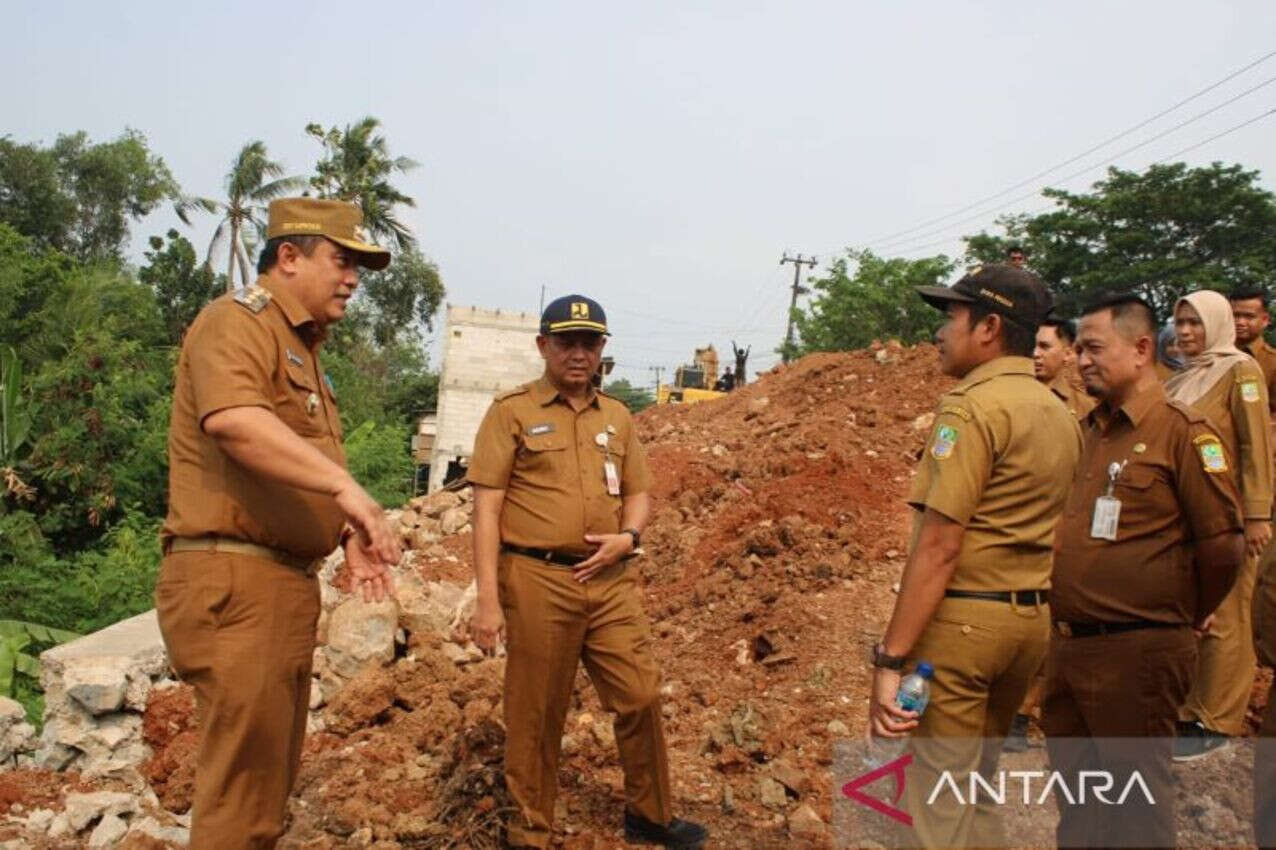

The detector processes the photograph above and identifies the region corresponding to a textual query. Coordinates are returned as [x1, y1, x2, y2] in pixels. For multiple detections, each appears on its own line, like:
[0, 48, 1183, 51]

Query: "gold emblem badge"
[306, 393, 319, 416]
[1132, 442, 1147, 454]
[1241, 380, 1261, 403]
[571, 302, 590, 319]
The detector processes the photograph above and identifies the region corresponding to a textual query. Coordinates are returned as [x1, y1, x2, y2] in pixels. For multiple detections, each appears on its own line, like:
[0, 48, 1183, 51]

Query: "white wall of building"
[428, 305, 543, 491]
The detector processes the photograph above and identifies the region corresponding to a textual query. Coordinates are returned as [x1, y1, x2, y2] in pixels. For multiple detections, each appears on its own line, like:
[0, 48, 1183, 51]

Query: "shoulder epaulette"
[493, 383, 532, 402]
[1166, 398, 1208, 424]
[233, 285, 272, 314]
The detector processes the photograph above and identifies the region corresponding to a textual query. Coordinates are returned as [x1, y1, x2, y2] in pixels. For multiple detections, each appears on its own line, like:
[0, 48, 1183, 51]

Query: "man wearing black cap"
[868, 265, 1082, 847]
[466, 295, 706, 849]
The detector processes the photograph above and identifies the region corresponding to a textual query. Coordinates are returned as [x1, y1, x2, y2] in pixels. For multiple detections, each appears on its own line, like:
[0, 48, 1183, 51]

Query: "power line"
[862, 49, 1276, 248]
[872, 79, 1276, 257]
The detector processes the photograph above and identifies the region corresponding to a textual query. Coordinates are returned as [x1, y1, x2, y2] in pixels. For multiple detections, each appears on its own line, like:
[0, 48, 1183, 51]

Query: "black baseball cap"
[540, 294, 609, 335]
[915, 264, 1053, 329]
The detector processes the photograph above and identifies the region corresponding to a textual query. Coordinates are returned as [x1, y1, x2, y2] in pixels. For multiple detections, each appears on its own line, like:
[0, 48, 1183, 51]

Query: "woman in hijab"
[1166, 289, 1273, 760]
[1155, 322, 1184, 381]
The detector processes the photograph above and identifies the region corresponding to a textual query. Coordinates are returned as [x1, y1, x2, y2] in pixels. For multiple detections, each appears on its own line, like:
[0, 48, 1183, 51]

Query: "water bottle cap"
[916, 661, 934, 679]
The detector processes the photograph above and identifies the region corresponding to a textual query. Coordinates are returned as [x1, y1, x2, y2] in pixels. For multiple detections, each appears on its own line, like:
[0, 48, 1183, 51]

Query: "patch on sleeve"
[931, 424, 958, 460]
[1241, 379, 1262, 403]
[1194, 434, 1229, 474]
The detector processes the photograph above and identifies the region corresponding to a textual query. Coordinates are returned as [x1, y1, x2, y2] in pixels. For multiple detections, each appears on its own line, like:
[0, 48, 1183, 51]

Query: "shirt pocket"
[518, 432, 568, 485]
[279, 361, 326, 437]
[1111, 464, 1161, 534]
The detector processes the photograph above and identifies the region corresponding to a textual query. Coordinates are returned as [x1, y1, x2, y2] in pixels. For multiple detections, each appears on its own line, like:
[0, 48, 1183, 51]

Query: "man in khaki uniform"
[467, 295, 706, 849]
[1231, 287, 1276, 407]
[1045, 293, 1244, 849]
[156, 199, 402, 850]
[868, 265, 1082, 848]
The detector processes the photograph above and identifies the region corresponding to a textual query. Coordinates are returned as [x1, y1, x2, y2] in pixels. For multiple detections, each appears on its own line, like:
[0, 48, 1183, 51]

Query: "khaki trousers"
[902, 596, 1049, 849]
[1180, 553, 1260, 735]
[155, 552, 320, 850]
[499, 553, 671, 848]
[1042, 625, 1196, 850]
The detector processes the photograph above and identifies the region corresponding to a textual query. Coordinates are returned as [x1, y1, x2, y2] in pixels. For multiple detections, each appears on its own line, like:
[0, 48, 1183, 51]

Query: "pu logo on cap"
[571, 302, 590, 319]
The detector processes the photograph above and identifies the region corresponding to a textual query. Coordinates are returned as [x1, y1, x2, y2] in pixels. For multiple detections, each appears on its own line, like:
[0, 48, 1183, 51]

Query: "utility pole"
[539, 284, 547, 314]
[649, 365, 664, 400]
[779, 253, 817, 364]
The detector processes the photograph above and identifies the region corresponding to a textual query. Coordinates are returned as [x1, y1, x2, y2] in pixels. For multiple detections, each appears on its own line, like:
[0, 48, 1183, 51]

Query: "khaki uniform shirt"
[467, 377, 651, 556]
[1186, 360, 1273, 519]
[907, 356, 1083, 591]
[1047, 374, 1097, 421]
[1155, 361, 1177, 384]
[1243, 337, 1276, 413]
[161, 279, 346, 559]
[1051, 382, 1243, 625]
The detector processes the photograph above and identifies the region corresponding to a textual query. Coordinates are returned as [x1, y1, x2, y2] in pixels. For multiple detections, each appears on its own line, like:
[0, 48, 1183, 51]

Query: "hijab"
[1164, 290, 1250, 406]
[1157, 322, 1184, 371]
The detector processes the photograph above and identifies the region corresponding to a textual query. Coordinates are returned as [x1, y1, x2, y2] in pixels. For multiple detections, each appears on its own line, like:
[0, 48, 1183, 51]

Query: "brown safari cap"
[915, 263, 1052, 329]
[266, 198, 391, 271]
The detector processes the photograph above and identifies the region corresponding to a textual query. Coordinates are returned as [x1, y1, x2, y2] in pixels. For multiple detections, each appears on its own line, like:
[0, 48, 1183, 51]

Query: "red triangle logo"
[841, 753, 913, 826]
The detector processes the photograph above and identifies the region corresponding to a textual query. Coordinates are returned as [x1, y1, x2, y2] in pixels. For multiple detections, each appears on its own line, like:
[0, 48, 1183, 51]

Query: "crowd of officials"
[870, 250, 1276, 849]
[150, 196, 1276, 849]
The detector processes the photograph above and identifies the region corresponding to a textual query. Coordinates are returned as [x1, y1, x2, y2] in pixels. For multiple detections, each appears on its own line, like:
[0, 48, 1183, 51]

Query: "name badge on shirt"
[604, 460, 621, 496]
[1091, 496, 1121, 541]
[1090, 460, 1127, 541]
[527, 423, 555, 436]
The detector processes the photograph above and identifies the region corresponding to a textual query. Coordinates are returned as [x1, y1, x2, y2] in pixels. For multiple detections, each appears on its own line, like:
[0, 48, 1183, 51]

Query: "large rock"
[88, 813, 128, 847]
[397, 575, 470, 637]
[64, 791, 139, 831]
[37, 610, 168, 776]
[0, 697, 35, 762]
[417, 490, 463, 517]
[439, 506, 470, 535]
[324, 598, 398, 678]
[128, 815, 190, 845]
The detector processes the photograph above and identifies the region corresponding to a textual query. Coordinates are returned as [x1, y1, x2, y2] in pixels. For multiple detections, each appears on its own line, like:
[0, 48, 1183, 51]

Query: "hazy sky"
[6, 1, 1276, 388]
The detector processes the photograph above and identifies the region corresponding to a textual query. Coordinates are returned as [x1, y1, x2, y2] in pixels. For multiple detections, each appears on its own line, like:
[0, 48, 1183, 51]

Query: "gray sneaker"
[1172, 720, 1230, 762]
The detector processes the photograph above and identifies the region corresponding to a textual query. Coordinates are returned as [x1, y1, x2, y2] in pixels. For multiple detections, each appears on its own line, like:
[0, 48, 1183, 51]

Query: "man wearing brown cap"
[869, 265, 1082, 847]
[156, 198, 403, 849]
[467, 295, 707, 849]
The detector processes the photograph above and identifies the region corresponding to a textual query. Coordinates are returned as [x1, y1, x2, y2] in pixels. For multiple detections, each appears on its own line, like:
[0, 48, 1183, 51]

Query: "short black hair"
[1229, 286, 1269, 308]
[257, 235, 325, 274]
[1006, 244, 1025, 256]
[1042, 317, 1077, 345]
[1080, 292, 1157, 339]
[968, 302, 1035, 357]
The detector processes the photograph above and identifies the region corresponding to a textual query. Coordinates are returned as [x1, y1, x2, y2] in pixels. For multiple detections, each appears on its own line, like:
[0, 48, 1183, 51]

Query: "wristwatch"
[622, 528, 641, 548]
[870, 642, 907, 671]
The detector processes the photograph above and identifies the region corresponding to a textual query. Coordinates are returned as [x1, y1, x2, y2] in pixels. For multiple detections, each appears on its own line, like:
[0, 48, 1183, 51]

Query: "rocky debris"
[788, 803, 826, 838]
[758, 777, 788, 810]
[323, 597, 399, 679]
[37, 610, 172, 781]
[0, 697, 36, 764]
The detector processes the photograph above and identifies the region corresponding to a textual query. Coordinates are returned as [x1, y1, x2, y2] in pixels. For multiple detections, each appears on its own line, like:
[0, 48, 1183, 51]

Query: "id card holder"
[1090, 496, 1121, 541]
[604, 460, 621, 496]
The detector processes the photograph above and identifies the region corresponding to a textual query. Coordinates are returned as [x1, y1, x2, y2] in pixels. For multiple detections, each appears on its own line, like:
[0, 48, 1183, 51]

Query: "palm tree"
[306, 118, 419, 250]
[206, 142, 307, 291]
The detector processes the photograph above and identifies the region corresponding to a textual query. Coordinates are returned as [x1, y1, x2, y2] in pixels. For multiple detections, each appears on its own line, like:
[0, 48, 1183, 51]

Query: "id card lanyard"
[596, 431, 621, 496]
[1090, 460, 1127, 541]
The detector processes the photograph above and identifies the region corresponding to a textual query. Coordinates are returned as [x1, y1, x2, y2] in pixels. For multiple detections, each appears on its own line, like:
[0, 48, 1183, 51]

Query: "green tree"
[139, 229, 223, 344]
[306, 117, 419, 249]
[965, 162, 1276, 317]
[0, 130, 191, 262]
[604, 378, 655, 413]
[359, 247, 445, 347]
[791, 249, 955, 355]
[205, 141, 307, 291]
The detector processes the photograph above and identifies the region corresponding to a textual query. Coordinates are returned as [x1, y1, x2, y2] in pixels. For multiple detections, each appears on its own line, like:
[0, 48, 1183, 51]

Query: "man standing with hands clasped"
[156, 198, 403, 849]
[1044, 293, 1245, 849]
[467, 295, 707, 849]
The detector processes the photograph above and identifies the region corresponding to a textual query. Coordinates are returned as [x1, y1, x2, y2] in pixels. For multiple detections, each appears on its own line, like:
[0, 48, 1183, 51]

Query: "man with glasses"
[466, 295, 707, 849]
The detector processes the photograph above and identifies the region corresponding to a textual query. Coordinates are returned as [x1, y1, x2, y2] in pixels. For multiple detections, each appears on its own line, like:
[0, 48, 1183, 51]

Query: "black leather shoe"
[624, 811, 709, 848]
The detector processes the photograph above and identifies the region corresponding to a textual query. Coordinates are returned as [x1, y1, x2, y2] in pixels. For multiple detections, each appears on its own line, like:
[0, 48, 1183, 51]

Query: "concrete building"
[427, 305, 543, 492]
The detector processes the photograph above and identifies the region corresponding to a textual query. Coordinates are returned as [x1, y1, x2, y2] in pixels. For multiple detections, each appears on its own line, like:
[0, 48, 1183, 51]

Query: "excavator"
[656, 345, 727, 405]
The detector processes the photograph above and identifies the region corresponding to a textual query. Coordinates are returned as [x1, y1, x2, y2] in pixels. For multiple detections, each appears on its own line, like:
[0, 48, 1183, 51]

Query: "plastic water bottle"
[866, 661, 934, 766]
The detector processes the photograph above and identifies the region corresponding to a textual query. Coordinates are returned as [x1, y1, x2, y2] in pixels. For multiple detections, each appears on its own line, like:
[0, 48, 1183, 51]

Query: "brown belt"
[167, 536, 319, 575]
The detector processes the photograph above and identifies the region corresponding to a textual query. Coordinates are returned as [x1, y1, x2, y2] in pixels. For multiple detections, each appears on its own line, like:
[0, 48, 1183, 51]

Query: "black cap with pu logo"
[540, 294, 609, 335]
[915, 264, 1053, 330]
